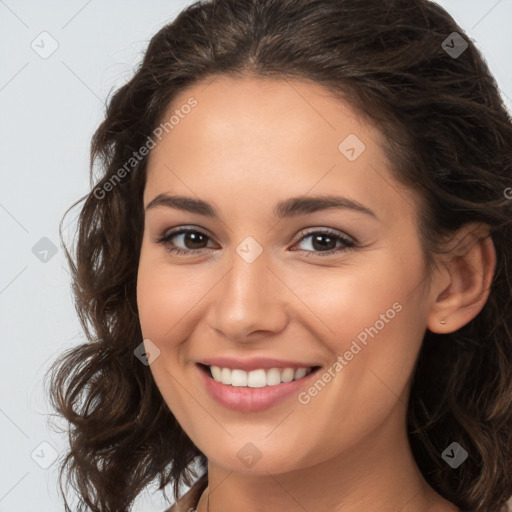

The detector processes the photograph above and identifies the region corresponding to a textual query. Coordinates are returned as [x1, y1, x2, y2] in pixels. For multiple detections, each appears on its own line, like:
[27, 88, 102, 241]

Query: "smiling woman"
[44, 1, 512, 512]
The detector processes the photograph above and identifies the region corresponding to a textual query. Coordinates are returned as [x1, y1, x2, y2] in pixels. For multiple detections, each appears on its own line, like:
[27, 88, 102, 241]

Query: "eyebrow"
[145, 193, 377, 219]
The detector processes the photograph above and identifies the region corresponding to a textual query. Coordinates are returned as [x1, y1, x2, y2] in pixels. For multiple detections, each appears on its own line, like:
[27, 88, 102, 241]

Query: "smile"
[208, 365, 314, 387]
[197, 363, 321, 412]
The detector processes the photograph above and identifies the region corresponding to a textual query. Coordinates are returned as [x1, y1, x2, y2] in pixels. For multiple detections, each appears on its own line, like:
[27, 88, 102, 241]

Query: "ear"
[426, 222, 496, 334]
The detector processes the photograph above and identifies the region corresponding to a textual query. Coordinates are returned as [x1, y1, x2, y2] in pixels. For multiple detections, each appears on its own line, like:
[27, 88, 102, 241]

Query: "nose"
[206, 249, 289, 344]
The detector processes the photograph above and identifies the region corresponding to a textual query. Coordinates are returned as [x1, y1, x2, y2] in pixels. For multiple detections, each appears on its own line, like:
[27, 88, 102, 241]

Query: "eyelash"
[155, 227, 356, 258]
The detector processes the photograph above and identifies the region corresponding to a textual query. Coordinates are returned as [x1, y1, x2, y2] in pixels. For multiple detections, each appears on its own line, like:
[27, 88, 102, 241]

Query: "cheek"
[283, 264, 426, 461]
[286, 253, 415, 350]
[136, 269, 174, 343]
[292, 247, 426, 398]
[136, 255, 204, 426]
[136, 250, 201, 344]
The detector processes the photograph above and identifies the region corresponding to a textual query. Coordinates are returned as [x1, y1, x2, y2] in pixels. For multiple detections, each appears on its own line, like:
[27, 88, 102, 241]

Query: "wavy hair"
[45, 0, 512, 510]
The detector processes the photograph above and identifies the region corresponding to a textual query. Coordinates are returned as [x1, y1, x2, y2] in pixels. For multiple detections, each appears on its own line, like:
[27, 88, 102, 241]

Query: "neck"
[197, 401, 458, 512]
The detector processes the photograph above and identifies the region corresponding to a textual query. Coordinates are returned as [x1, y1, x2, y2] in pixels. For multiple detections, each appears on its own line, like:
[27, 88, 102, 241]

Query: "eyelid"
[154, 226, 217, 247]
[155, 224, 357, 258]
[295, 226, 356, 245]
[154, 225, 214, 241]
[155, 225, 355, 245]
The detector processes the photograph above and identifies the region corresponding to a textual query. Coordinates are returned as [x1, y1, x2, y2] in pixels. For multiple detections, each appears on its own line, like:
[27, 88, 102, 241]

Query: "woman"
[45, 0, 512, 511]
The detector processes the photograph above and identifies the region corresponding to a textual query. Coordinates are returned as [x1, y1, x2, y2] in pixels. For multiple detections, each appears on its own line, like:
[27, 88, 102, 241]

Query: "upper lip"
[198, 357, 319, 372]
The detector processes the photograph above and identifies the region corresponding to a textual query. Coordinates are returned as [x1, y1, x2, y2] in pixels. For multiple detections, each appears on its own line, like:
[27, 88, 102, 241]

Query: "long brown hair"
[45, 1, 512, 510]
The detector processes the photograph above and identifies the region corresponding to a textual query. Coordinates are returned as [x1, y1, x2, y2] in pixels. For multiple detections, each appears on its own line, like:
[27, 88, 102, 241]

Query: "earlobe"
[426, 223, 496, 334]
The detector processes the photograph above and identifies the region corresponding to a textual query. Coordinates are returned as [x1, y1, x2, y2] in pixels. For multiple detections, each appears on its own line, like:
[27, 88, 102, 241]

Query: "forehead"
[156, 75, 374, 159]
[144, 75, 416, 224]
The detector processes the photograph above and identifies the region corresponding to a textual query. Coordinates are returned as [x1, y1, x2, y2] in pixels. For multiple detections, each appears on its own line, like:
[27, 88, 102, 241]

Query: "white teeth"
[294, 367, 307, 380]
[221, 367, 231, 385]
[231, 369, 248, 387]
[208, 365, 313, 387]
[211, 366, 222, 381]
[281, 368, 295, 383]
[247, 369, 267, 388]
[266, 368, 282, 386]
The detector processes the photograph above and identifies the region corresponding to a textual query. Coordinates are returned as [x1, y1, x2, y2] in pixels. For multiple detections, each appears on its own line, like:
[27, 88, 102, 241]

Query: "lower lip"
[197, 364, 320, 412]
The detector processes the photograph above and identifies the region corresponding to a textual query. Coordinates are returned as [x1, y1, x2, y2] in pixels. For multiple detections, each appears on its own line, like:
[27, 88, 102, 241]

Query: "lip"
[197, 363, 321, 412]
[199, 356, 318, 371]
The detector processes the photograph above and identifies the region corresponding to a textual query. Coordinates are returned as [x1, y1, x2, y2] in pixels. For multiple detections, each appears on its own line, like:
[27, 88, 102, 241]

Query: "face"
[136, 75, 432, 474]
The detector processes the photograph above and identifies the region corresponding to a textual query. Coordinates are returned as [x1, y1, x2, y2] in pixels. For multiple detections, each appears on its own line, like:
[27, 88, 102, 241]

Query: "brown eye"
[293, 228, 356, 257]
[156, 228, 214, 255]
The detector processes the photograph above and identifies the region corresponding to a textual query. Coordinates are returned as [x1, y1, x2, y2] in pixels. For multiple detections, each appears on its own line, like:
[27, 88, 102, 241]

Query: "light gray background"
[1, 1, 511, 511]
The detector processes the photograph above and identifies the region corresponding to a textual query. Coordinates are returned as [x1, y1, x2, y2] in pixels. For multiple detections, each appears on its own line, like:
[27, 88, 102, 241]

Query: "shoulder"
[163, 475, 208, 512]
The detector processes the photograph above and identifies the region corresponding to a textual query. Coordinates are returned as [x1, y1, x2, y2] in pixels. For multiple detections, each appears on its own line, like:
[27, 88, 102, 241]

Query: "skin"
[136, 75, 496, 511]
